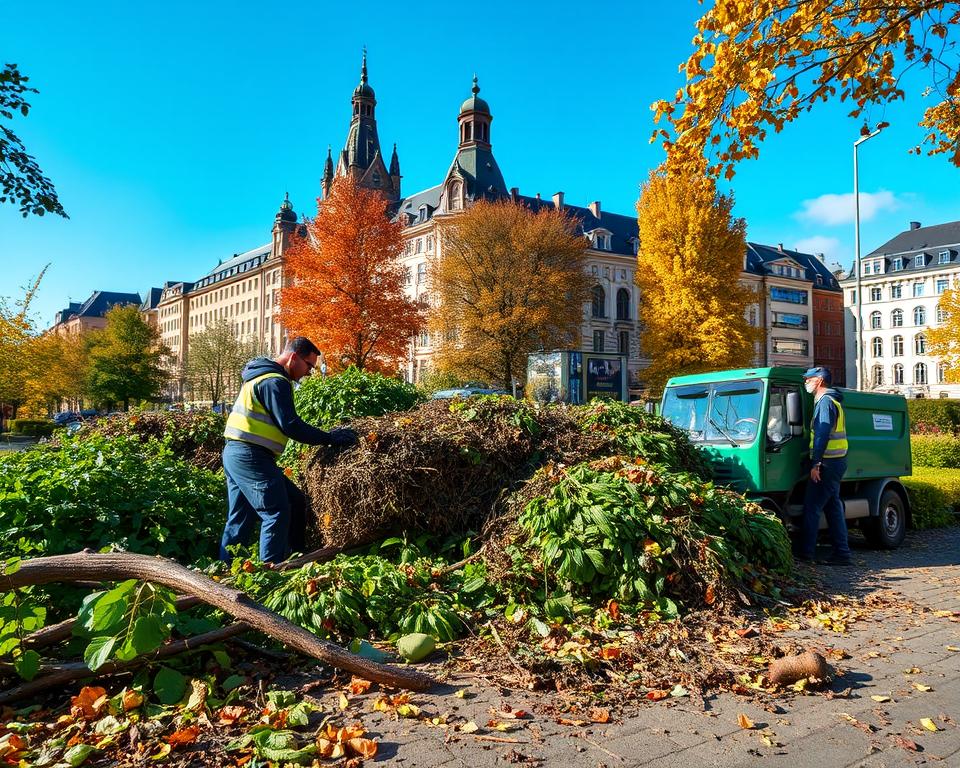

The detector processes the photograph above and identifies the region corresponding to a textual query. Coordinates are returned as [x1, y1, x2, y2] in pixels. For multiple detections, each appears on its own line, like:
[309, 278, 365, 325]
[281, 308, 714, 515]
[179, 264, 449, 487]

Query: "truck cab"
[660, 367, 911, 548]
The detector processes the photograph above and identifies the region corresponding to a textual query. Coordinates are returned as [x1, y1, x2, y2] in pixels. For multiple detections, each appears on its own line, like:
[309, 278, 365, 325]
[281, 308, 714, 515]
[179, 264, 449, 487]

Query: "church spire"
[322, 146, 334, 199]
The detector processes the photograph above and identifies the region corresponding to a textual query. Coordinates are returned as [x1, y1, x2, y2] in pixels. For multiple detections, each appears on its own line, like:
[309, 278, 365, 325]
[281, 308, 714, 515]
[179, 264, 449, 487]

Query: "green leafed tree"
[184, 319, 260, 407]
[1, 64, 66, 217]
[86, 306, 170, 410]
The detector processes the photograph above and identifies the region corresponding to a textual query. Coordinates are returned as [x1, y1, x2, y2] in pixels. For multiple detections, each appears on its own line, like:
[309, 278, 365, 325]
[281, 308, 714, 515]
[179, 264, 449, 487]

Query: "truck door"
[764, 383, 805, 492]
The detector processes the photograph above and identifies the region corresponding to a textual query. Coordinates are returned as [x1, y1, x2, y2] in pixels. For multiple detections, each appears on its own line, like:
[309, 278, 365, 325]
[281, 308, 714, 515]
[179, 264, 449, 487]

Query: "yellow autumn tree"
[20, 331, 91, 417]
[927, 287, 960, 380]
[652, 1, 960, 178]
[0, 267, 46, 425]
[636, 167, 761, 393]
[430, 200, 591, 388]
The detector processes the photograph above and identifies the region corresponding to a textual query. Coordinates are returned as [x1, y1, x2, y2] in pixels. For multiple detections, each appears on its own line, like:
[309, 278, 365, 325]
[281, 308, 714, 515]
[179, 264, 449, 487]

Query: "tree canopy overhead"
[652, 1, 960, 178]
[1, 63, 66, 217]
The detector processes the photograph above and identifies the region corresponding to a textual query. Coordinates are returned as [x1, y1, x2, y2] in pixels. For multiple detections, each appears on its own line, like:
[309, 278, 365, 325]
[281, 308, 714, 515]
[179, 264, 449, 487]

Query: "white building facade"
[842, 220, 960, 398]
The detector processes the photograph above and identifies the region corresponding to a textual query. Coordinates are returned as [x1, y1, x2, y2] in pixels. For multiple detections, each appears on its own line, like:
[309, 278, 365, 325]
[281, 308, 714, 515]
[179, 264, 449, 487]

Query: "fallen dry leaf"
[218, 706, 247, 725]
[645, 689, 670, 701]
[71, 686, 108, 720]
[920, 718, 939, 732]
[122, 689, 144, 712]
[347, 737, 378, 758]
[349, 677, 373, 695]
[556, 717, 588, 726]
[460, 721, 480, 734]
[913, 683, 934, 693]
[871, 695, 891, 703]
[588, 707, 610, 724]
[599, 646, 622, 660]
[891, 735, 921, 752]
[338, 693, 350, 711]
[166, 725, 200, 747]
[738, 713, 755, 730]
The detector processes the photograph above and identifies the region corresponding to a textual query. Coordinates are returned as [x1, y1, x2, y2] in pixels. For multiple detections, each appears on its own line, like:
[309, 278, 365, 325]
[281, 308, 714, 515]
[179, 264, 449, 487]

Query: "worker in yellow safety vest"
[219, 337, 357, 564]
[797, 365, 851, 566]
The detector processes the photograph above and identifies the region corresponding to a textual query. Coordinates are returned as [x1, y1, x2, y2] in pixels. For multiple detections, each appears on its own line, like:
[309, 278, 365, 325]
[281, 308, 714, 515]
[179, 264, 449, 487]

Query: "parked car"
[52, 411, 78, 426]
[431, 383, 510, 399]
[79, 409, 98, 420]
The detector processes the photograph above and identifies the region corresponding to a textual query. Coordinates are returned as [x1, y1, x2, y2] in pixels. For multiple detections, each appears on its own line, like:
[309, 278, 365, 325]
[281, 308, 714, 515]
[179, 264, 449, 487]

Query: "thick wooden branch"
[3, 552, 436, 693]
[0, 624, 247, 704]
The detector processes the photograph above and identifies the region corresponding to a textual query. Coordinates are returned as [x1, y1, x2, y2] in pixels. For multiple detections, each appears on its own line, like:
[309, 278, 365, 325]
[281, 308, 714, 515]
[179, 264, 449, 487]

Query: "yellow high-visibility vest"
[223, 372, 290, 455]
[809, 395, 848, 459]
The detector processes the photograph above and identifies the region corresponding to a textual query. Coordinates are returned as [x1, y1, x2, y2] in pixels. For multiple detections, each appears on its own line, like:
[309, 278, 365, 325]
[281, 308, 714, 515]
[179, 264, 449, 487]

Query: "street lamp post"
[854, 123, 884, 391]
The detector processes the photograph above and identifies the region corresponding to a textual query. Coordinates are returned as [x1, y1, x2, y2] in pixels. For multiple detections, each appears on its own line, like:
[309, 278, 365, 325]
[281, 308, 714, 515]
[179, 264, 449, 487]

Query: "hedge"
[902, 467, 960, 529]
[907, 399, 960, 434]
[8, 419, 56, 437]
[911, 434, 960, 468]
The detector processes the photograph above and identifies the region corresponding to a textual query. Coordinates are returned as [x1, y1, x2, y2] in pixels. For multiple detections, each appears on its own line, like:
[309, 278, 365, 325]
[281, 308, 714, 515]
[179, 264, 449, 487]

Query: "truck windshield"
[661, 380, 764, 444]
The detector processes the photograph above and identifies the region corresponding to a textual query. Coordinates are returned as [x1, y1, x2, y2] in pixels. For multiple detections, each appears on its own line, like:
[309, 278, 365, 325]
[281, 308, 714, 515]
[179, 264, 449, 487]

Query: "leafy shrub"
[911, 434, 960, 468]
[908, 399, 960, 435]
[76, 411, 226, 470]
[903, 467, 960, 529]
[293, 367, 424, 429]
[577, 399, 710, 476]
[0, 434, 225, 563]
[9, 419, 55, 437]
[515, 458, 791, 619]
[416, 370, 465, 396]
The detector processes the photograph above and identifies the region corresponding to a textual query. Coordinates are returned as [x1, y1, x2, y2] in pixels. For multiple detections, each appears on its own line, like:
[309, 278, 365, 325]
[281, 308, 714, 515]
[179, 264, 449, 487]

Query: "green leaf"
[221, 674, 246, 693]
[84, 636, 117, 671]
[13, 649, 40, 681]
[63, 744, 98, 766]
[130, 614, 168, 655]
[153, 666, 186, 705]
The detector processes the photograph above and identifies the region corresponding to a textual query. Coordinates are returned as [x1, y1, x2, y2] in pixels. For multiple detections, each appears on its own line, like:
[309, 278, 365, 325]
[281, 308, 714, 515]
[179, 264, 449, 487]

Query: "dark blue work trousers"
[799, 457, 851, 560]
[219, 439, 307, 564]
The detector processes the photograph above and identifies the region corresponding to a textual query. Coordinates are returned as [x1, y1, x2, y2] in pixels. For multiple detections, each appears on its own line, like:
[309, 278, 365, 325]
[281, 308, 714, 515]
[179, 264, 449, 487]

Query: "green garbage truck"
[659, 367, 912, 548]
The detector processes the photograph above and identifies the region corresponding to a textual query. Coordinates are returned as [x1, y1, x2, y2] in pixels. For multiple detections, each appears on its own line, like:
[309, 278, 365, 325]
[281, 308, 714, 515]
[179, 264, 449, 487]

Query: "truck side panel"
[838, 390, 912, 480]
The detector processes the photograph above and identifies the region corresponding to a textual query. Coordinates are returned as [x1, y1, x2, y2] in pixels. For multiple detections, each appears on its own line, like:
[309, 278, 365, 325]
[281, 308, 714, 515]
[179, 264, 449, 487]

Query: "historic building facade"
[841, 220, 960, 398]
[50, 291, 143, 337]
[321, 61, 645, 389]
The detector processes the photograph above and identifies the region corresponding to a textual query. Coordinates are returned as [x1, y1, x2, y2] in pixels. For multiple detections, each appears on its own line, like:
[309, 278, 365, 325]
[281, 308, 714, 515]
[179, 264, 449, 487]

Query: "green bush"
[907, 399, 960, 434]
[903, 467, 960, 529]
[911, 434, 960, 468]
[0, 434, 225, 563]
[9, 419, 55, 437]
[293, 366, 424, 429]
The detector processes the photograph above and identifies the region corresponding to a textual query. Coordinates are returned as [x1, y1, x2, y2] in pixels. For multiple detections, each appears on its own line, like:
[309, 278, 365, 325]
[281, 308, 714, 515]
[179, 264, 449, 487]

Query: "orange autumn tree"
[280, 177, 424, 373]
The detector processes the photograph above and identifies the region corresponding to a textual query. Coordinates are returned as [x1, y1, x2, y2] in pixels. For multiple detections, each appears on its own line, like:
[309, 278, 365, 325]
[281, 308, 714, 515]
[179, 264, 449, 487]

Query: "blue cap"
[802, 366, 831, 383]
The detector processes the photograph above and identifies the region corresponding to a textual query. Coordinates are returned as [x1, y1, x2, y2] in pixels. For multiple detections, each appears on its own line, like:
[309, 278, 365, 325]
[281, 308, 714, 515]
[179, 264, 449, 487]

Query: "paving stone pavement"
[316, 528, 960, 768]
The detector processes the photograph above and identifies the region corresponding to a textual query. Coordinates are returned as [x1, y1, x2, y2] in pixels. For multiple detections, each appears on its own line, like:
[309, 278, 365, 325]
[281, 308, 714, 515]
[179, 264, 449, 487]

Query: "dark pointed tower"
[321, 146, 334, 200]
[389, 143, 401, 196]
[333, 50, 399, 201]
[441, 76, 507, 212]
[272, 193, 297, 257]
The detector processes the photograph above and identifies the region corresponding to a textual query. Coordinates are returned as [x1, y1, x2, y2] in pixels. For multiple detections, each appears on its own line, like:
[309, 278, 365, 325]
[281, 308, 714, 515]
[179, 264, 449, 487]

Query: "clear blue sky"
[4, 0, 959, 327]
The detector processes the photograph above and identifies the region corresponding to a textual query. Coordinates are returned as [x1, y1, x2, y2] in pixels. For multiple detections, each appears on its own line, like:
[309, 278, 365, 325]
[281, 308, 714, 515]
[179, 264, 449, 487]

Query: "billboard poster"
[525, 352, 563, 403]
[585, 356, 622, 400]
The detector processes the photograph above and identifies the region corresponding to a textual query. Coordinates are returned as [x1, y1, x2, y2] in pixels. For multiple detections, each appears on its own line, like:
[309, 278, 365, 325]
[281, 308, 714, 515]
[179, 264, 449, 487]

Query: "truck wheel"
[863, 489, 907, 549]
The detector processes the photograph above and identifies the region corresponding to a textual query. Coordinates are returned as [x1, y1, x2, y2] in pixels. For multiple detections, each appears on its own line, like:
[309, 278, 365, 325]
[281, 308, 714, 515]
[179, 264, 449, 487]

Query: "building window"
[891, 308, 903, 327]
[595, 234, 609, 250]
[593, 330, 604, 352]
[916, 254, 926, 268]
[591, 285, 606, 318]
[870, 286, 882, 301]
[938, 362, 948, 384]
[863, 261, 873, 276]
[404, 267, 412, 286]
[914, 306, 926, 325]
[448, 181, 462, 211]
[415, 238, 423, 254]
[892, 257, 903, 271]
[939, 250, 951, 264]
[618, 330, 629, 356]
[937, 305, 947, 324]
[872, 365, 884, 387]
[772, 312, 808, 329]
[771, 286, 808, 304]
[937, 278, 949, 294]
[872, 337, 883, 357]
[870, 311, 882, 329]
[915, 362, 928, 385]
[616, 288, 630, 320]
[772, 338, 809, 356]
[914, 281, 925, 297]
[891, 335, 904, 356]
[416, 263, 427, 284]
[849, 290, 857, 303]
[893, 363, 904, 384]
[915, 333, 927, 355]
[417, 331, 429, 348]
[591, 265, 598, 276]
[891, 284, 902, 299]
[426, 236, 433, 252]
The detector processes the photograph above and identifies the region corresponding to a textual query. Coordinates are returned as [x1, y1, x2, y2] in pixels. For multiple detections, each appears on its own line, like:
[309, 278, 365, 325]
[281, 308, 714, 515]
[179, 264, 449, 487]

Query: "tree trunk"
[3, 552, 436, 692]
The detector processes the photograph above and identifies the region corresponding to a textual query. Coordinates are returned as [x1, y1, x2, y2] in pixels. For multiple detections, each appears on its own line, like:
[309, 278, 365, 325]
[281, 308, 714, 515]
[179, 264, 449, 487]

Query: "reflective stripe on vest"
[223, 372, 290, 455]
[809, 395, 848, 459]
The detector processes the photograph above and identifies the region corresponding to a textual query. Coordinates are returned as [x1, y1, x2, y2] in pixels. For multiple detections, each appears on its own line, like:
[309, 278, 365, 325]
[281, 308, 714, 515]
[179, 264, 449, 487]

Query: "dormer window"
[916, 253, 926, 267]
[939, 250, 951, 264]
[418, 205, 428, 222]
[892, 257, 903, 271]
[448, 181, 463, 211]
[594, 233, 610, 250]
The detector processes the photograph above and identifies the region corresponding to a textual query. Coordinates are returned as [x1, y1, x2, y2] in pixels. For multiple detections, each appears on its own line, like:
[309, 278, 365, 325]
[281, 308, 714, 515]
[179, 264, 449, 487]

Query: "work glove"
[327, 427, 359, 448]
